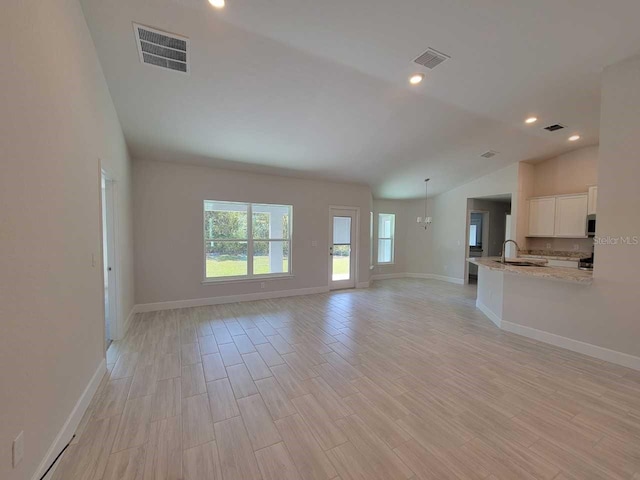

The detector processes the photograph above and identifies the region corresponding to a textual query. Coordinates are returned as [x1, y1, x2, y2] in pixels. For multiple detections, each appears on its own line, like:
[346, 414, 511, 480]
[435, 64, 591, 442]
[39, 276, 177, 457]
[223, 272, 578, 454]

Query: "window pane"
[253, 241, 289, 275]
[378, 213, 395, 238]
[378, 239, 393, 263]
[205, 241, 248, 278]
[332, 244, 351, 281]
[204, 201, 247, 240]
[469, 225, 478, 247]
[333, 217, 351, 244]
[253, 204, 291, 239]
[252, 212, 270, 240]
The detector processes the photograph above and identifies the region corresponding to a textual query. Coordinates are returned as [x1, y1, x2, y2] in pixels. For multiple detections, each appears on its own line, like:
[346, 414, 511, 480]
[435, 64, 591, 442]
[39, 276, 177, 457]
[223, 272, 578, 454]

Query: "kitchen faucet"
[501, 240, 520, 263]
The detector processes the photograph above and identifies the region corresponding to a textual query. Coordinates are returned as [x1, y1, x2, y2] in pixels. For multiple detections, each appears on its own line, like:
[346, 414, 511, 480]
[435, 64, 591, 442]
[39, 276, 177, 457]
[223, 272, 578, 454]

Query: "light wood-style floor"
[54, 278, 640, 480]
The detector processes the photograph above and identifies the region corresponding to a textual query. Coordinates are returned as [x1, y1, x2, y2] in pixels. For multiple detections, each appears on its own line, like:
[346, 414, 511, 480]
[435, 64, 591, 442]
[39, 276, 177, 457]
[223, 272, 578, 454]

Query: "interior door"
[330, 208, 357, 290]
[102, 173, 117, 348]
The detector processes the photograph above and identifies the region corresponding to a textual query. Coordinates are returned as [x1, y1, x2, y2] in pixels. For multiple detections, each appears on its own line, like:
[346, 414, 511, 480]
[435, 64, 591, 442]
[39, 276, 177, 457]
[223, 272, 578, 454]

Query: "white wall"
[133, 160, 372, 306]
[500, 54, 640, 362]
[590, 54, 640, 356]
[0, 1, 134, 479]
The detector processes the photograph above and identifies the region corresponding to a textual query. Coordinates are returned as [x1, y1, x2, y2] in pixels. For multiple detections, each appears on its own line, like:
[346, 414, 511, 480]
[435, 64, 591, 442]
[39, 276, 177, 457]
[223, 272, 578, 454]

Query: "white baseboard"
[371, 273, 406, 280]
[356, 282, 370, 289]
[33, 359, 107, 480]
[135, 286, 330, 313]
[476, 300, 502, 328]
[371, 272, 464, 285]
[407, 273, 465, 285]
[502, 321, 640, 371]
[404, 273, 431, 279]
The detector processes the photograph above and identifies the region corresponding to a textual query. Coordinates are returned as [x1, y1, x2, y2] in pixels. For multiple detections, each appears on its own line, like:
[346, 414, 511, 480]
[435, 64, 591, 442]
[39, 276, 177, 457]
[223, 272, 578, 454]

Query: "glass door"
[330, 208, 357, 290]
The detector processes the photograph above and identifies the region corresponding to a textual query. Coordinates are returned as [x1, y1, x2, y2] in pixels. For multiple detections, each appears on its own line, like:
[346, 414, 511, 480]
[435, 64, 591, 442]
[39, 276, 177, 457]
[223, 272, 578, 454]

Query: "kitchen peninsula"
[466, 256, 601, 361]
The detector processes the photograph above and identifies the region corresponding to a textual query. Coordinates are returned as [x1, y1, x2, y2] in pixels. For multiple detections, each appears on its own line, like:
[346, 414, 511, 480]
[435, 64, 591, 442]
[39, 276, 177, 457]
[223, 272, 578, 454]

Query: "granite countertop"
[467, 257, 593, 284]
[519, 250, 591, 261]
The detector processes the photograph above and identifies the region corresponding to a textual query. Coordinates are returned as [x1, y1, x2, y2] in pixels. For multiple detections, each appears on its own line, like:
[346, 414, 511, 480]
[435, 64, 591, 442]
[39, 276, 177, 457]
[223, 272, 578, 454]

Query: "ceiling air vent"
[480, 150, 499, 159]
[414, 48, 450, 69]
[133, 23, 189, 74]
[544, 123, 566, 132]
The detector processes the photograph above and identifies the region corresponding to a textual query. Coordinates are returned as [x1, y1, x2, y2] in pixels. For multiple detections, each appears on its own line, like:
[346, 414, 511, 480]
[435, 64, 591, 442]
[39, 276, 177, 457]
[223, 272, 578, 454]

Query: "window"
[469, 224, 478, 247]
[377, 213, 395, 264]
[204, 201, 292, 280]
[469, 212, 483, 248]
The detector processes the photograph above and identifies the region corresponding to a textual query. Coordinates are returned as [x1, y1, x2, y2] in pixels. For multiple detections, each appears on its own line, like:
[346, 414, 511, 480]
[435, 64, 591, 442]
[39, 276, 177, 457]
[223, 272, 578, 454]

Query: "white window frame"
[377, 213, 395, 265]
[203, 200, 293, 283]
[369, 211, 374, 270]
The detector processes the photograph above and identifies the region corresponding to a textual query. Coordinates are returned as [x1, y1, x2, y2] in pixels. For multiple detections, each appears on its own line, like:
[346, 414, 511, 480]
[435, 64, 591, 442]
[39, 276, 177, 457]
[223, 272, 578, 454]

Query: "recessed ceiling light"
[568, 135, 581, 142]
[209, 0, 225, 8]
[525, 117, 538, 124]
[409, 73, 425, 85]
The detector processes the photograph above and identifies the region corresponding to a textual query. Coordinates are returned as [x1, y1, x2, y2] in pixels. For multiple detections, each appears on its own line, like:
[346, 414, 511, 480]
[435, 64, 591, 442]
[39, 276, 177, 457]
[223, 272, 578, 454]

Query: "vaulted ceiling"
[81, 0, 640, 198]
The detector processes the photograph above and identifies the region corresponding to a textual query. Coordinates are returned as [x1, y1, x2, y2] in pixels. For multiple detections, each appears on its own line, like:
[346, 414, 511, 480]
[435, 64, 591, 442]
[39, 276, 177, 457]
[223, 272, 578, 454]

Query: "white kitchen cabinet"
[588, 185, 598, 215]
[527, 197, 556, 237]
[554, 194, 588, 237]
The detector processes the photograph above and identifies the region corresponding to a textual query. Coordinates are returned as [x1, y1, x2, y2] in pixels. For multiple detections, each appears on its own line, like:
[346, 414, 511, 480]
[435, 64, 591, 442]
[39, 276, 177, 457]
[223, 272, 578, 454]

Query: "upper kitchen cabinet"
[528, 197, 556, 237]
[588, 185, 598, 215]
[554, 194, 588, 237]
[527, 193, 588, 238]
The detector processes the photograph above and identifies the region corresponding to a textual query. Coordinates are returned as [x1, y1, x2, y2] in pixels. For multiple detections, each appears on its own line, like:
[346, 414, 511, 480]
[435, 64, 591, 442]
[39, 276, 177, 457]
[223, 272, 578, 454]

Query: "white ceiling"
[80, 0, 640, 198]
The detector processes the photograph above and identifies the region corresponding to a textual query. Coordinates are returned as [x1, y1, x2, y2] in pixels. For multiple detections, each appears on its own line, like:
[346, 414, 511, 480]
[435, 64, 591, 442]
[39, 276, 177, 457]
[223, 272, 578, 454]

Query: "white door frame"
[100, 167, 119, 346]
[328, 206, 360, 290]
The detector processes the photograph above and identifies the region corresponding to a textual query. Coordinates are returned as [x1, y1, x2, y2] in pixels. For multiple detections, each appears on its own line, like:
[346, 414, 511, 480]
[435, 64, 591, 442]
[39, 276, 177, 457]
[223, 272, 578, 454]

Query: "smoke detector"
[414, 48, 451, 70]
[133, 23, 189, 74]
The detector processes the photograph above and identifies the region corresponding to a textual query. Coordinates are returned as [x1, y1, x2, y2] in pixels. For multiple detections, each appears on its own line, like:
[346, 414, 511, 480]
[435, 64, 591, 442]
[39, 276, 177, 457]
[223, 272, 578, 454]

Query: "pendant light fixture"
[417, 178, 432, 229]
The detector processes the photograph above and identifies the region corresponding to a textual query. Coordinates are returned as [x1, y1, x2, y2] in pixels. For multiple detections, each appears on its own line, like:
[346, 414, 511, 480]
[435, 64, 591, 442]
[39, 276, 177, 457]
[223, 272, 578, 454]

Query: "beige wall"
[402, 199, 434, 275]
[371, 198, 432, 278]
[371, 164, 519, 282]
[530, 145, 599, 197]
[468, 199, 512, 257]
[0, 1, 134, 479]
[133, 160, 372, 305]
[524, 145, 599, 252]
[426, 163, 520, 281]
[372, 199, 409, 276]
[515, 162, 535, 249]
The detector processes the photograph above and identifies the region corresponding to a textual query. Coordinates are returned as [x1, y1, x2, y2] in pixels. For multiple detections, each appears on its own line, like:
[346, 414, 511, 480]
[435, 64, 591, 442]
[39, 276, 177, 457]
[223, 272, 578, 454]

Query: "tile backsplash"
[526, 237, 593, 253]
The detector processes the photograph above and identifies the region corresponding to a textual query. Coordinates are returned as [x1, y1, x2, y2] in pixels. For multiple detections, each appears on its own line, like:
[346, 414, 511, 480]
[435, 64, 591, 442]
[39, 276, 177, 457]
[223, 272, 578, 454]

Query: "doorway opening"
[465, 194, 512, 284]
[329, 207, 359, 290]
[101, 172, 117, 349]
